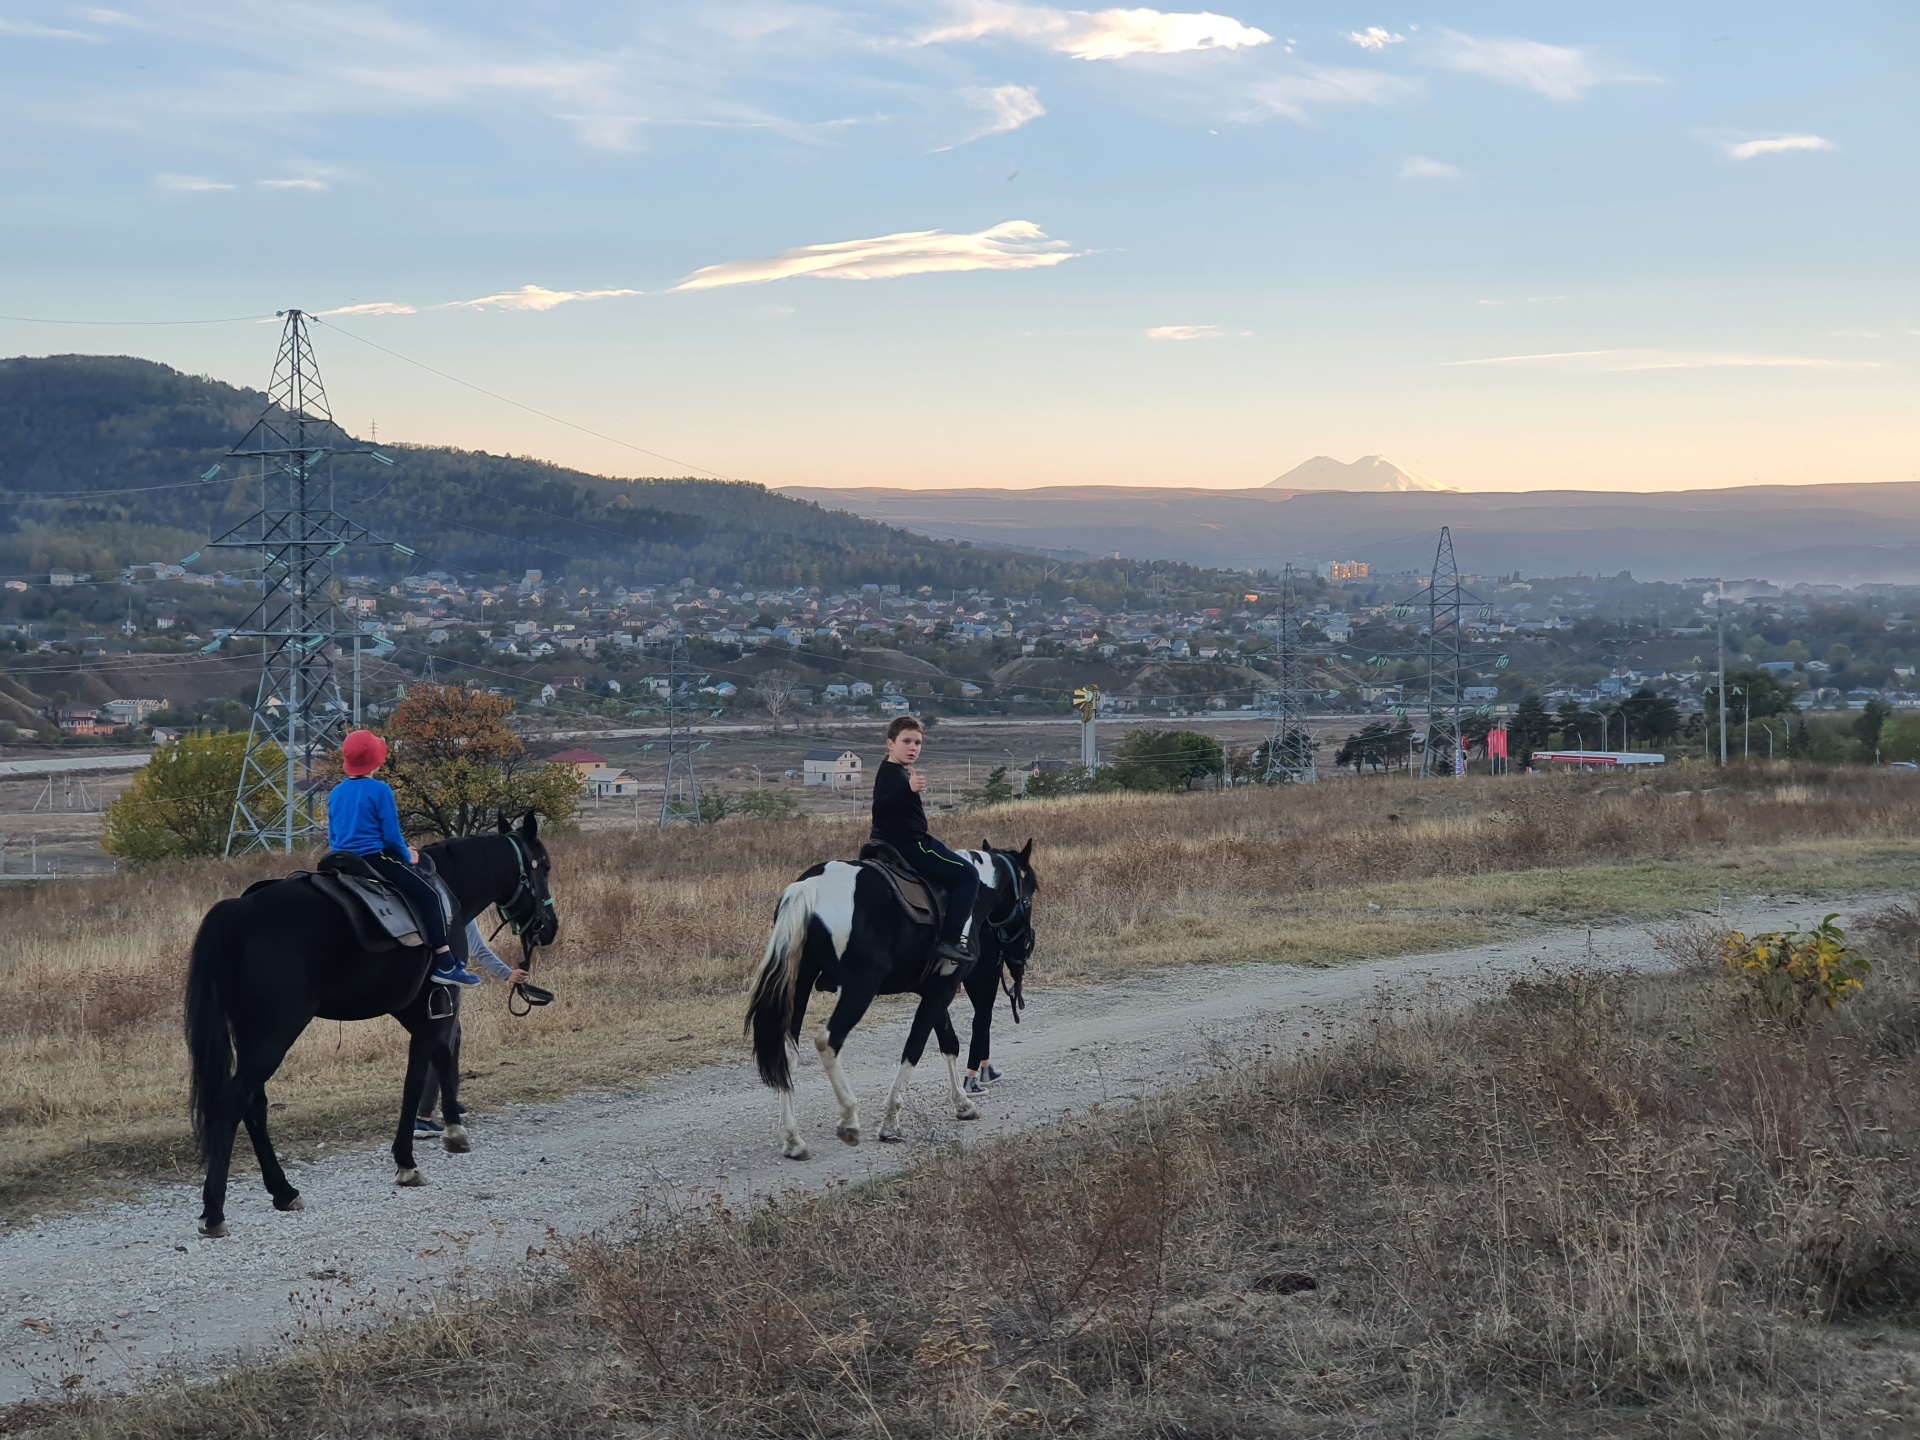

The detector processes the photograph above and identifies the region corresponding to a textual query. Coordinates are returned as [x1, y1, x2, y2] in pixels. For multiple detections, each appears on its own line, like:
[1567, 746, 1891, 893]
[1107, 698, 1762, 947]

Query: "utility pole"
[1264, 563, 1317, 783]
[659, 635, 701, 827]
[1717, 579, 1727, 766]
[209, 310, 399, 853]
[1421, 527, 1466, 778]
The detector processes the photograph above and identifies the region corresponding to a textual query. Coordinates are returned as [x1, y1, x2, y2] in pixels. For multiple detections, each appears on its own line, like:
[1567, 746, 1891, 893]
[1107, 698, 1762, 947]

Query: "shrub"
[736, 787, 802, 822]
[959, 765, 1015, 808]
[1721, 914, 1870, 1026]
[100, 731, 263, 865]
[380, 684, 580, 837]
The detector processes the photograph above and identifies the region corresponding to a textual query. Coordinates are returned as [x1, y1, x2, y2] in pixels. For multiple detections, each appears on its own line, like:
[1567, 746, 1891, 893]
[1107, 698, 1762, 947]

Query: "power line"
[311, 317, 740, 483]
[0, 313, 275, 326]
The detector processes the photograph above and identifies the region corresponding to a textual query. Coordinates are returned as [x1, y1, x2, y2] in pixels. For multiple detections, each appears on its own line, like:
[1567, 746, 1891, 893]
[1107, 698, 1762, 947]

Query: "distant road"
[0, 752, 151, 779]
[521, 712, 1341, 745]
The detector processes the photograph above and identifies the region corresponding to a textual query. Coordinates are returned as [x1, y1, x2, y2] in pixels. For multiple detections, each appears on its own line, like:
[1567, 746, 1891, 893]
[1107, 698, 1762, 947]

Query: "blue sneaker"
[413, 1116, 444, 1138]
[431, 955, 481, 987]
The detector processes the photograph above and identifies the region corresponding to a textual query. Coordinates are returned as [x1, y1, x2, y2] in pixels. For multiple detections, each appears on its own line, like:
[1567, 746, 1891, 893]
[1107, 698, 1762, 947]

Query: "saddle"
[248, 853, 455, 954]
[857, 840, 943, 931]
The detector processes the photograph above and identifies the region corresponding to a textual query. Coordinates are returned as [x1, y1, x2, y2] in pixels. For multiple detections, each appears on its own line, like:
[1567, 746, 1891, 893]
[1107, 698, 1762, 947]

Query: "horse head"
[494, 810, 560, 950]
[985, 837, 1039, 981]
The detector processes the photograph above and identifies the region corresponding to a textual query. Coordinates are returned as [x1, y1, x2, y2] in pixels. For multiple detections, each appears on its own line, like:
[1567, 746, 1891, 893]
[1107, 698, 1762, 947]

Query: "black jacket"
[870, 759, 928, 845]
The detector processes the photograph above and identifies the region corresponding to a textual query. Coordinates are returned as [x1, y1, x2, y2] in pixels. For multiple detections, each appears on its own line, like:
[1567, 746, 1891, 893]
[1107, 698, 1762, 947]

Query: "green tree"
[696, 791, 736, 824]
[1108, 728, 1224, 790]
[959, 765, 1015, 808]
[1509, 695, 1556, 763]
[101, 731, 270, 866]
[1854, 696, 1893, 752]
[1702, 669, 1798, 757]
[736, 787, 802, 821]
[379, 683, 579, 838]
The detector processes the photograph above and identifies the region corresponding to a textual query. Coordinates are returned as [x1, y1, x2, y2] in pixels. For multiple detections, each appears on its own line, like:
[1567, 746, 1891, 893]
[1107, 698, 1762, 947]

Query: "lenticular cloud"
[673, 221, 1081, 290]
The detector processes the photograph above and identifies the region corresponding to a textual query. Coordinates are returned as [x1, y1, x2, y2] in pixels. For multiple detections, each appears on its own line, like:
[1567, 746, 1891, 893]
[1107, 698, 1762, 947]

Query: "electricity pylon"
[1421, 526, 1466, 778]
[1264, 563, 1318, 783]
[210, 310, 397, 853]
[659, 636, 702, 827]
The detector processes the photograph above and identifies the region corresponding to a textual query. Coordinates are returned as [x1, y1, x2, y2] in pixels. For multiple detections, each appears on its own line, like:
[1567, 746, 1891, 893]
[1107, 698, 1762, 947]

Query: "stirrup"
[427, 986, 455, 1020]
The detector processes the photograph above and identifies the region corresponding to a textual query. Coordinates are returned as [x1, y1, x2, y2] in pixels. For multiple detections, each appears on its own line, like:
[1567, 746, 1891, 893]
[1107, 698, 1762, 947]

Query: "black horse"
[184, 814, 558, 1236]
[747, 840, 1037, 1158]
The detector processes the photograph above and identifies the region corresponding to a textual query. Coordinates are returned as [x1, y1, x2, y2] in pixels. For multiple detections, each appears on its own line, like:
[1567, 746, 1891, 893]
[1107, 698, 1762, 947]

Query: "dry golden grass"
[20, 896, 1920, 1438]
[4, 763, 1919, 1222]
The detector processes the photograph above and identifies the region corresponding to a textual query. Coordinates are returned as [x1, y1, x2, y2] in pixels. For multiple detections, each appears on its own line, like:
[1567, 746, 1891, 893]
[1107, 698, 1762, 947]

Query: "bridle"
[985, 849, 1033, 1021]
[489, 832, 558, 1015]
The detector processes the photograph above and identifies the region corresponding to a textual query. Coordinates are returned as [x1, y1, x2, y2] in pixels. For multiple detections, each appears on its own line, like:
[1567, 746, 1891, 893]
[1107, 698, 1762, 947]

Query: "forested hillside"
[0, 355, 1222, 602]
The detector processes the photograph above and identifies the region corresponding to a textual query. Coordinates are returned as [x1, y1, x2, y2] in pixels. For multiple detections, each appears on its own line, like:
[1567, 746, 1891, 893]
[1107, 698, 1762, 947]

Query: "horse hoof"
[782, 1138, 810, 1161]
[198, 1219, 228, 1238]
[836, 1123, 861, 1147]
[955, 1102, 980, 1121]
[274, 1192, 304, 1212]
[443, 1125, 470, 1154]
[879, 1129, 904, 1144]
[395, 1167, 426, 1187]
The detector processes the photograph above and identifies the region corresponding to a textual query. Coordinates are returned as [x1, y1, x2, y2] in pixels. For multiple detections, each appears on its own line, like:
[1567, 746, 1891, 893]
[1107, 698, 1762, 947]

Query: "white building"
[802, 747, 863, 788]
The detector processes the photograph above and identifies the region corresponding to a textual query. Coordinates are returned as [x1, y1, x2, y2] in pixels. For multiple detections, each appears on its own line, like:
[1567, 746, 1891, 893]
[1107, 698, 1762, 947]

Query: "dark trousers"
[364, 853, 451, 952]
[904, 837, 981, 946]
[418, 1005, 463, 1119]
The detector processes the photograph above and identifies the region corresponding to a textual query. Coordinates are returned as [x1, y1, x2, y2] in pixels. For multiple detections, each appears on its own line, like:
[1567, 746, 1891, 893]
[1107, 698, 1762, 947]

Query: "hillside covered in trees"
[0, 354, 1230, 603]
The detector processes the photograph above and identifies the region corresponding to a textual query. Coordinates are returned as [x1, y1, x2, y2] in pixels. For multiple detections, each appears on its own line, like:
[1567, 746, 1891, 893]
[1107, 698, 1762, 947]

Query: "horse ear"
[520, 809, 539, 839]
[1019, 838, 1033, 863]
[497, 812, 511, 835]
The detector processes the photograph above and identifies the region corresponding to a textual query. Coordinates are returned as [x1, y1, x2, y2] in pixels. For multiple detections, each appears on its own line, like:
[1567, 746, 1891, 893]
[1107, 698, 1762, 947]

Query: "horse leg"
[437, 1014, 469, 1154]
[966, 966, 996, 1078]
[815, 982, 876, 1146]
[879, 995, 943, 1142]
[201, 1027, 299, 1236]
[935, 1003, 980, 1121]
[780, 974, 817, 1160]
[392, 1018, 437, 1186]
[241, 1089, 303, 1212]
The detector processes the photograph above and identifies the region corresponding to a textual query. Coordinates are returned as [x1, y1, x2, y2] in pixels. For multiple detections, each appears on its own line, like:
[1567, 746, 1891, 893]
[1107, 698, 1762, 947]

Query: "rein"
[486, 833, 556, 1016]
[986, 850, 1032, 1022]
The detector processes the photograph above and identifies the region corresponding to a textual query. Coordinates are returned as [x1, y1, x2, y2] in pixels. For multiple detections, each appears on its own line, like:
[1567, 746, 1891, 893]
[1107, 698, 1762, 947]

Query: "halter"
[488, 832, 557, 1015]
[985, 850, 1033, 1021]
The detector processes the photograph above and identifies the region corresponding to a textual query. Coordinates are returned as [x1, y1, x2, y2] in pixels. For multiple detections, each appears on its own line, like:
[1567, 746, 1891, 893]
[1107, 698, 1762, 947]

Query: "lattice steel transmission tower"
[1262, 564, 1318, 783]
[1421, 526, 1467, 778]
[211, 310, 392, 853]
[658, 636, 702, 827]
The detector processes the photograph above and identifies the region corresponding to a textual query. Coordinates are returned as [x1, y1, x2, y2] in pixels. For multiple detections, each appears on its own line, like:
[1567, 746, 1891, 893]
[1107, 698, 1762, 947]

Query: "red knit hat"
[341, 730, 388, 778]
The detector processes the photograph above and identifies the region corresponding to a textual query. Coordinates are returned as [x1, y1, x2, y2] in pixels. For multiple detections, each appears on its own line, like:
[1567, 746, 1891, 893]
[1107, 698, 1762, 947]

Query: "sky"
[1, 1, 1915, 493]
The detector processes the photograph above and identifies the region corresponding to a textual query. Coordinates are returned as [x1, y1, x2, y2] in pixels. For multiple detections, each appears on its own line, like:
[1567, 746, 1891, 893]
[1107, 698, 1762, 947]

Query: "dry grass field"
[4, 764, 1919, 1223]
[18, 891, 1920, 1437]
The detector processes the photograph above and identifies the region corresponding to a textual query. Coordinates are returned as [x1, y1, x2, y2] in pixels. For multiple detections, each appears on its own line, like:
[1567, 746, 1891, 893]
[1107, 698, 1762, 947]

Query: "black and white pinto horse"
[747, 840, 1037, 1159]
[183, 814, 559, 1236]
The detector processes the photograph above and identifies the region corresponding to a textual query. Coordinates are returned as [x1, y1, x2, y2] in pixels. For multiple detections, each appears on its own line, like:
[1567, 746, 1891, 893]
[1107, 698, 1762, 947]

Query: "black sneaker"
[413, 1117, 444, 1138]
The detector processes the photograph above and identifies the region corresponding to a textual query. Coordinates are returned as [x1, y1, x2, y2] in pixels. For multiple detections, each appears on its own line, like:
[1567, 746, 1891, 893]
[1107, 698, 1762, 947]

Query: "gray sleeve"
[465, 920, 517, 981]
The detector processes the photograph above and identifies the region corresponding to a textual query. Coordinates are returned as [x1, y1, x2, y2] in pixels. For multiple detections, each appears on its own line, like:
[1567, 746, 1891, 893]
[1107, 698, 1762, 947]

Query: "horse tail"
[746, 880, 815, 1091]
[186, 899, 241, 1159]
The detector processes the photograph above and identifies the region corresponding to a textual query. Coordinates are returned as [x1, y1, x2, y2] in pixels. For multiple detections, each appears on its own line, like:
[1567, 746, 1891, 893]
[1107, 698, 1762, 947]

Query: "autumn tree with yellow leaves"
[377, 684, 579, 839]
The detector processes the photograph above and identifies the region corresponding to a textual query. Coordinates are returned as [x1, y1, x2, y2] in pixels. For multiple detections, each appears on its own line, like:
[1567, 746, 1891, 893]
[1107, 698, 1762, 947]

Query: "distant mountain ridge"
[0, 354, 1222, 601]
[775, 482, 1920, 586]
[1268, 455, 1448, 493]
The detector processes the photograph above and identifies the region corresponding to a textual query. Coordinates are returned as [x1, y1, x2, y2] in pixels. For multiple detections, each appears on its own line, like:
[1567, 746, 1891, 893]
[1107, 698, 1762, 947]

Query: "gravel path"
[0, 893, 1876, 1407]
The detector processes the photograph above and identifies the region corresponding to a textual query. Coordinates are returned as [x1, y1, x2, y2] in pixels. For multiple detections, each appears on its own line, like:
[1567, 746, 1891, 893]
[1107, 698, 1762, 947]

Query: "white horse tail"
[747, 881, 814, 1090]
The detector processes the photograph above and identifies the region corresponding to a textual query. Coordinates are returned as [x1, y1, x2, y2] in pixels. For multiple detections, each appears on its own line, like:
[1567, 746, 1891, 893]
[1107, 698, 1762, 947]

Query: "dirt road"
[0, 893, 1871, 1407]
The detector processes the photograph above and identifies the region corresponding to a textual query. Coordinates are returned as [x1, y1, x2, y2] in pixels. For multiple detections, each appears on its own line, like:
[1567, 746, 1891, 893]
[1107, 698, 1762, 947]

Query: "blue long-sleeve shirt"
[326, 776, 409, 857]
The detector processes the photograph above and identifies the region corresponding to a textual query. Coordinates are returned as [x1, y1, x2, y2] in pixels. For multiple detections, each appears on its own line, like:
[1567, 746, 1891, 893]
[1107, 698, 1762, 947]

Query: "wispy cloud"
[923, 3, 1272, 61]
[1447, 349, 1883, 372]
[449, 285, 641, 311]
[1145, 324, 1222, 340]
[955, 84, 1046, 143]
[154, 173, 232, 192]
[319, 302, 415, 316]
[674, 221, 1082, 290]
[1346, 27, 1405, 51]
[258, 177, 327, 190]
[1244, 67, 1419, 122]
[0, 17, 102, 40]
[1400, 154, 1461, 180]
[1721, 133, 1835, 160]
[1432, 32, 1602, 101]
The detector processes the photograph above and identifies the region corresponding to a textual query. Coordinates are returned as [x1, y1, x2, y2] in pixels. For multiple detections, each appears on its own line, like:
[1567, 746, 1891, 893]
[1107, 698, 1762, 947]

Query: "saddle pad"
[863, 859, 938, 928]
[313, 872, 425, 949]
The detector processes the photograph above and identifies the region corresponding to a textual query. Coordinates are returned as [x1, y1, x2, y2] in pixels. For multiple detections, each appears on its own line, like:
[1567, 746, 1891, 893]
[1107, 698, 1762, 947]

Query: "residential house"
[803, 747, 864, 788]
[581, 764, 640, 799]
[548, 748, 606, 781]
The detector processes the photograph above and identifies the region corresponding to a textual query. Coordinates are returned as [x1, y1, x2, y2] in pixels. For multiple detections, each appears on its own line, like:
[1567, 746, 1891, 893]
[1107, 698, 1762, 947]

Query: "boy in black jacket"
[871, 715, 980, 967]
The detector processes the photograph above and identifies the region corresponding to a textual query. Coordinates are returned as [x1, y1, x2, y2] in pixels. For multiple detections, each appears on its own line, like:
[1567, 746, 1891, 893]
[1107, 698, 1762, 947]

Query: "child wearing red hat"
[328, 729, 477, 986]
